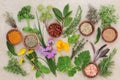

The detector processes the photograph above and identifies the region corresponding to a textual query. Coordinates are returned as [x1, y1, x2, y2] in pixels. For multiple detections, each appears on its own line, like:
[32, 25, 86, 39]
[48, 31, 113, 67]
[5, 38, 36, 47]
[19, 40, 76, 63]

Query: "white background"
[0, 0, 120, 80]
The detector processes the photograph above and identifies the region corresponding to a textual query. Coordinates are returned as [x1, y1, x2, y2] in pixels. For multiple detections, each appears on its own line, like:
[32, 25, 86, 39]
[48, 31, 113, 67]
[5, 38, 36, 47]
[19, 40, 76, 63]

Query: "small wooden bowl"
[102, 27, 118, 43]
[24, 34, 39, 49]
[6, 29, 23, 45]
[79, 21, 94, 36]
[83, 62, 99, 78]
[47, 23, 63, 38]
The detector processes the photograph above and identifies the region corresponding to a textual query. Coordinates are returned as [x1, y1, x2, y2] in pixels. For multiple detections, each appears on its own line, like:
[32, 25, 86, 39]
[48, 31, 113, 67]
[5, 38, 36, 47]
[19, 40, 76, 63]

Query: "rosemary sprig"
[71, 39, 88, 59]
[98, 48, 117, 77]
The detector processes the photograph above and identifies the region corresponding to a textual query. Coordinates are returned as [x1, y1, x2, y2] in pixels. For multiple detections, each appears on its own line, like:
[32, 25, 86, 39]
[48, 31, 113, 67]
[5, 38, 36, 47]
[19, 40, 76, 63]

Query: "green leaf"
[22, 27, 32, 33]
[37, 61, 50, 74]
[46, 58, 56, 76]
[64, 17, 72, 27]
[57, 56, 71, 72]
[53, 8, 63, 21]
[63, 4, 69, 17]
[74, 50, 91, 70]
[68, 34, 80, 44]
[36, 70, 42, 78]
[6, 41, 17, 56]
[32, 28, 40, 34]
[65, 11, 72, 18]
[68, 67, 77, 77]
[95, 27, 101, 44]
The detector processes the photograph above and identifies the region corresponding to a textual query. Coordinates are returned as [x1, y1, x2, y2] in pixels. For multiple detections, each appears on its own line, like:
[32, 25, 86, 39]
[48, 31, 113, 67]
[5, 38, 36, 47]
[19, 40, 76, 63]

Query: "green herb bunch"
[98, 48, 117, 77]
[99, 5, 119, 29]
[53, 4, 73, 27]
[63, 5, 82, 37]
[4, 51, 27, 76]
[37, 4, 53, 22]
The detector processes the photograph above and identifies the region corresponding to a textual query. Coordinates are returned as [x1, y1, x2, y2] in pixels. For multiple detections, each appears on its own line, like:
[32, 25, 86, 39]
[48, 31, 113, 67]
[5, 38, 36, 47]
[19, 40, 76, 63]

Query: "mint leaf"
[53, 8, 63, 21]
[74, 50, 91, 70]
[57, 56, 71, 72]
[36, 70, 42, 78]
[64, 17, 72, 27]
[63, 4, 69, 17]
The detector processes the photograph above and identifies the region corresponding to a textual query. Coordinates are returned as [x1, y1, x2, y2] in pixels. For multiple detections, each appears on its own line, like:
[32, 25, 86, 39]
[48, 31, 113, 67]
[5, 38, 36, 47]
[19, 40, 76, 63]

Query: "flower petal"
[18, 48, 26, 56]
[28, 49, 34, 54]
[19, 58, 24, 65]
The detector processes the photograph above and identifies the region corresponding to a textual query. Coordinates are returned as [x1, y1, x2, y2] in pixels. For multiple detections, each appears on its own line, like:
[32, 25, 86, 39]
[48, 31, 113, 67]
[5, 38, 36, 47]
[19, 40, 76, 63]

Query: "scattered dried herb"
[4, 51, 27, 76]
[99, 5, 118, 29]
[94, 27, 101, 44]
[63, 6, 82, 37]
[86, 5, 99, 24]
[98, 48, 117, 77]
[71, 39, 88, 59]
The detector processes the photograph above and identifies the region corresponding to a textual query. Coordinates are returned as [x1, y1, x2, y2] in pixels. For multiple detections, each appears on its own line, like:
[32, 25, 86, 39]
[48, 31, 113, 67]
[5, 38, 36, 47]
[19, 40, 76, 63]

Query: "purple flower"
[37, 45, 57, 59]
[48, 39, 54, 46]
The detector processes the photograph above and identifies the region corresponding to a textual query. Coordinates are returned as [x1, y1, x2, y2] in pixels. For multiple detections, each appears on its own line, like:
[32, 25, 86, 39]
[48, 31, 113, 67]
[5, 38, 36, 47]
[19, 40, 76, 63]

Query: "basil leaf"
[64, 17, 72, 27]
[53, 8, 63, 21]
[57, 56, 71, 72]
[36, 70, 42, 78]
[74, 50, 91, 70]
[6, 41, 17, 56]
[95, 27, 101, 44]
[63, 4, 69, 17]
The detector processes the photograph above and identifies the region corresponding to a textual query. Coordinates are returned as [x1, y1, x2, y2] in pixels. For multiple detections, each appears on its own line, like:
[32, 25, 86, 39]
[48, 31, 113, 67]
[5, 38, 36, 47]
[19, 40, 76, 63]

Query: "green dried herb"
[71, 39, 88, 59]
[99, 5, 119, 29]
[68, 34, 80, 44]
[98, 48, 117, 77]
[86, 5, 99, 24]
[63, 6, 82, 37]
[4, 51, 27, 76]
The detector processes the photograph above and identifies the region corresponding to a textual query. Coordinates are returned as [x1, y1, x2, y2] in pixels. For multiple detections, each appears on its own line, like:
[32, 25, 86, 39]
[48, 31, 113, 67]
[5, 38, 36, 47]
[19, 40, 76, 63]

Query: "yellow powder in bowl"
[7, 29, 22, 45]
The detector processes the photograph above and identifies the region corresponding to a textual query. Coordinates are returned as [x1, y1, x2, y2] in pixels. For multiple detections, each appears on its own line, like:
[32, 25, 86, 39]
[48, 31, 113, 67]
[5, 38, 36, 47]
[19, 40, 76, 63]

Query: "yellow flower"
[19, 58, 24, 65]
[31, 65, 35, 70]
[28, 49, 34, 54]
[18, 48, 26, 56]
[31, 58, 35, 62]
[56, 40, 70, 52]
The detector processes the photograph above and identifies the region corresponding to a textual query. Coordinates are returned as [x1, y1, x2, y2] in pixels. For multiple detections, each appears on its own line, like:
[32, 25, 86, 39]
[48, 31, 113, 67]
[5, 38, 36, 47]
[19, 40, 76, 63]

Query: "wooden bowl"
[6, 29, 23, 45]
[83, 62, 99, 78]
[79, 21, 94, 36]
[102, 27, 118, 43]
[47, 23, 63, 38]
[24, 34, 39, 49]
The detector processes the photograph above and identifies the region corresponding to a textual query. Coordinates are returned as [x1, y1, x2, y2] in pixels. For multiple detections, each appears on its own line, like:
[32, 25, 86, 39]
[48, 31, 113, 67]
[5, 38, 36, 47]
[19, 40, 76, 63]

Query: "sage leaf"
[74, 50, 91, 70]
[53, 8, 63, 21]
[99, 48, 110, 58]
[63, 4, 69, 17]
[95, 27, 101, 44]
[6, 41, 17, 56]
[36, 70, 42, 78]
[64, 17, 72, 27]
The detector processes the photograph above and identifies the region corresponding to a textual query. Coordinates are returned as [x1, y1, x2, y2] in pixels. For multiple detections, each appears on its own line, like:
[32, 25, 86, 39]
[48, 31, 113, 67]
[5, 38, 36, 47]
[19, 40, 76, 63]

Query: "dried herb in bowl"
[24, 34, 39, 49]
[47, 23, 62, 38]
